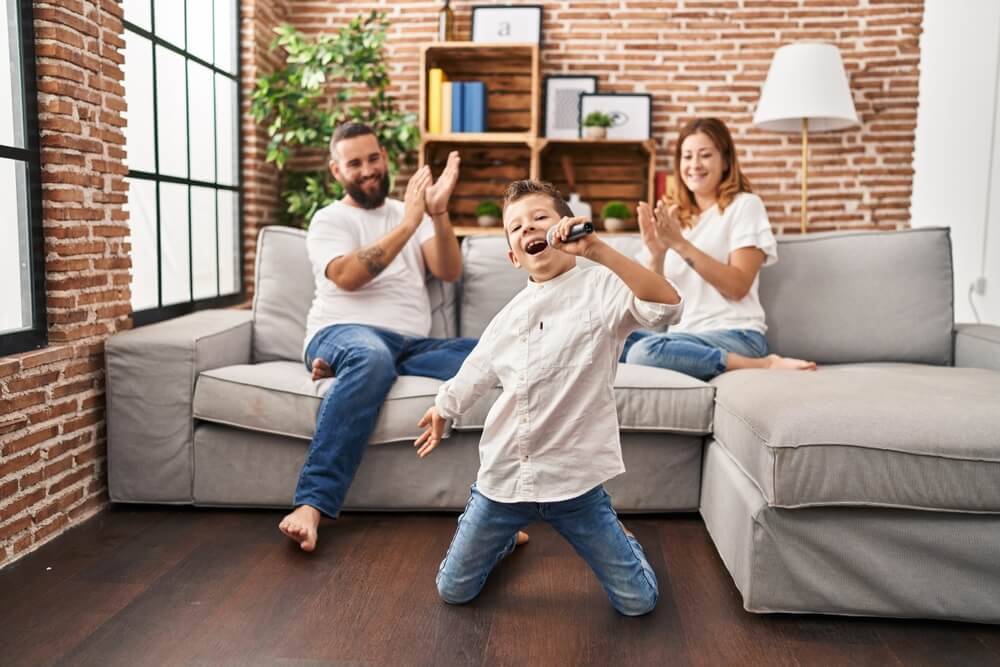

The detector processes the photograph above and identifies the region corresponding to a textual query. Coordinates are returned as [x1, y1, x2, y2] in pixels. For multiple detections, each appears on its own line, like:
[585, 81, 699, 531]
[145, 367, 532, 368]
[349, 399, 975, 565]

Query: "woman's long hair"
[671, 118, 752, 228]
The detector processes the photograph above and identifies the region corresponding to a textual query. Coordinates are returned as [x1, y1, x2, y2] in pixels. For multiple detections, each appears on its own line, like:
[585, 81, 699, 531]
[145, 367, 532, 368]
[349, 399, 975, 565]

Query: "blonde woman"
[622, 117, 816, 380]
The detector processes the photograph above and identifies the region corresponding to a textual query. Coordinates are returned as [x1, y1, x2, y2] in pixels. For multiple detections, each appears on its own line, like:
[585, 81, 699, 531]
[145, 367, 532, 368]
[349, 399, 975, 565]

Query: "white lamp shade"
[753, 42, 859, 133]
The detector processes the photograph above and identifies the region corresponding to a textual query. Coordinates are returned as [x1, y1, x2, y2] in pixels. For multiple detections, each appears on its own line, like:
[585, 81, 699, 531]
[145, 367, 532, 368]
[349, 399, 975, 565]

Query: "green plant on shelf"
[601, 201, 631, 220]
[474, 201, 502, 219]
[250, 12, 419, 227]
[582, 111, 613, 128]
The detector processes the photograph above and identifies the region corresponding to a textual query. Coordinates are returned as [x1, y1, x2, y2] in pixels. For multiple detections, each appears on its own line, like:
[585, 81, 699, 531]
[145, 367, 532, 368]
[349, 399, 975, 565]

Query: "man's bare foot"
[311, 358, 333, 381]
[279, 505, 321, 552]
[515, 530, 530, 546]
[764, 354, 817, 371]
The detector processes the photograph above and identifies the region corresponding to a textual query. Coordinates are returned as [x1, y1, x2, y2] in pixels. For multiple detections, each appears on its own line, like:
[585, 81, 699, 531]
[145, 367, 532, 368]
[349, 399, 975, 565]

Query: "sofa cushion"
[711, 363, 1000, 512]
[193, 361, 442, 444]
[759, 227, 954, 365]
[455, 363, 714, 434]
[459, 234, 645, 338]
[252, 225, 457, 363]
[193, 360, 715, 443]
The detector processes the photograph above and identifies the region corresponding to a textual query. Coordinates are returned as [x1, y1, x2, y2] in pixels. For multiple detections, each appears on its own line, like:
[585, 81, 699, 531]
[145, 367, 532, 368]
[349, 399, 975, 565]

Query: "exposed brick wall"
[0, 0, 129, 568]
[240, 0, 291, 297]
[273, 0, 923, 234]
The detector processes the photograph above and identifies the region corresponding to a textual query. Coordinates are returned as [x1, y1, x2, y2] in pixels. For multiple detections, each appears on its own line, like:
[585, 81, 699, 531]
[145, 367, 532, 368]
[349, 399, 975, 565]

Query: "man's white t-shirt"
[639, 192, 777, 334]
[303, 199, 435, 354]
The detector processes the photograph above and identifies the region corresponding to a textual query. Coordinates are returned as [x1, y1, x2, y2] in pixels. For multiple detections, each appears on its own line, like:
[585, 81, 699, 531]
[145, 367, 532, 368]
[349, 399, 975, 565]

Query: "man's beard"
[345, 171, 390, 209]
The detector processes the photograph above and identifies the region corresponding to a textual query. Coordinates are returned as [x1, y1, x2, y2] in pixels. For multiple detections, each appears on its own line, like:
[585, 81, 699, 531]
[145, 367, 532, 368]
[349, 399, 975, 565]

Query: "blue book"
[451, 82, 465, 133]
[463, 81, 486, 133]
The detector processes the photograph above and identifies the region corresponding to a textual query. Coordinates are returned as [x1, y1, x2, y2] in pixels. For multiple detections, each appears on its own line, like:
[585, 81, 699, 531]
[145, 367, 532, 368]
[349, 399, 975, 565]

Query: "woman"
[623, 117, 816, 381]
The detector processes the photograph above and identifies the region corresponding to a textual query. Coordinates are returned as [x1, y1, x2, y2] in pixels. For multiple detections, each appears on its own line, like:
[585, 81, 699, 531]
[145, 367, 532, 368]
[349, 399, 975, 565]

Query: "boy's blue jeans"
[620, 328, 769, 381]
[296, 324, 477, 518]
[436, 484, 659, 616]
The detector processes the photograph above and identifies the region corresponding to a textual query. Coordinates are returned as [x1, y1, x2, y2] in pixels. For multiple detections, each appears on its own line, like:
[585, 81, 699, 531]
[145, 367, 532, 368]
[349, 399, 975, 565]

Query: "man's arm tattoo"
[358, 245, 388, 277]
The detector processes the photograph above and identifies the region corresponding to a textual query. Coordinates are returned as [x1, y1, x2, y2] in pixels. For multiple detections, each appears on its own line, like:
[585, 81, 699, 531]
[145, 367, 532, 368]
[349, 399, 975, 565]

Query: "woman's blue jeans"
[436, 484, 658, 616]
[621, 329, 769, 381]
[296, 324, 477, 518]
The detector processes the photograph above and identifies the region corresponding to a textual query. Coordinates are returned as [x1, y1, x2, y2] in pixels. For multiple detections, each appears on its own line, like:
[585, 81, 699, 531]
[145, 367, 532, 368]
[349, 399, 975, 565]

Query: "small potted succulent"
[581, 111, 613, 139]
[475, 200, 502, 227]
[601, 200, 632, 232]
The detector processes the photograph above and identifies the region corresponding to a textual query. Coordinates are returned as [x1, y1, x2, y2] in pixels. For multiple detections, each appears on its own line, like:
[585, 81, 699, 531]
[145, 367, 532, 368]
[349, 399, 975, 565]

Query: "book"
[441, 81, 452, 135]
[428, 68, 445, 134]
[463, 81, 486, 133]
[451, 81, 464, 132]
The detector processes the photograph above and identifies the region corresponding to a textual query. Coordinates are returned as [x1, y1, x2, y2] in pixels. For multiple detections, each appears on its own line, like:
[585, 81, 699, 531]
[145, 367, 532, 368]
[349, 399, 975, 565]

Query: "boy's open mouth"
[525, 239, 548, 255]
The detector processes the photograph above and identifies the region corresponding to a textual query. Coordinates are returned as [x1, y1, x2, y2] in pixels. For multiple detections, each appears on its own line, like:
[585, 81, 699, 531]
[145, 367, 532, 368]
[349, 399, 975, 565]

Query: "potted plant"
[475, 200, 502, 227]
[581, 111, 613, 139]
[601, 200, 632, 232]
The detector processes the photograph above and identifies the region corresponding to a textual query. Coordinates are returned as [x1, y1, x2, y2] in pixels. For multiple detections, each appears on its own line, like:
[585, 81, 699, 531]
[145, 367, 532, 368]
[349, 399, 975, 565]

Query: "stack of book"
[428, 68, 487, 134]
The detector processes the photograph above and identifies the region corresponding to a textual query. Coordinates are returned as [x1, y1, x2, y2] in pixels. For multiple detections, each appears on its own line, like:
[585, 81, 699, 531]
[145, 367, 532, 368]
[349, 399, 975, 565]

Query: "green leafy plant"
[475, 200, 502, 219]
[582, 111, 613, 128]
[250, 12, 419, 226]
[601, 200, 631, 219]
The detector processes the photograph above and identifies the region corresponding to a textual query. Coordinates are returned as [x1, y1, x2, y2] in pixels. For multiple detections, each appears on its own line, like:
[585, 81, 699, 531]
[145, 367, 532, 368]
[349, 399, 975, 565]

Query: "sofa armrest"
[954, 323, 1000, 372]
[106, 309, 253, 503]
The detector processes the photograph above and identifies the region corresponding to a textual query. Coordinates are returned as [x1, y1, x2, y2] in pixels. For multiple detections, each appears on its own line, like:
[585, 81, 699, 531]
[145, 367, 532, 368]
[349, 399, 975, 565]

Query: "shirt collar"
[525, 265, 580, 290]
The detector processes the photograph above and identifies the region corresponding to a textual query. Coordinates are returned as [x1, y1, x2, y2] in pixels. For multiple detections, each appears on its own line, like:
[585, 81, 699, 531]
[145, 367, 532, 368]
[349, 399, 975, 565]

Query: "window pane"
[123, 31, 155, 173]
[215, 74, 238, 185]
[123, 0, 152, 31]
[188, 61, 215, 182]
[213, 0, 236, 74]
[153, 0, 184, 48]
[159, 182, 190, 305]
[218, 189, 238, 295]
[156, 46, 188, 178]
[191, 186, 217, 299]
[126, 178, 159, 310]
[1, 0, 25, 148]
[0, 157, 29, 333]
[186, 0, 212, 63]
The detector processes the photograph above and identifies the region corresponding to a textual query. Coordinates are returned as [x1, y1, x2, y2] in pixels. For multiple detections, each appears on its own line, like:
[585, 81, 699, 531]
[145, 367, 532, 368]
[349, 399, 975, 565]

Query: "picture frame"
[470, 5, 543, 44]
[543, 75, 598, 138]
[579, 93, 653, 140]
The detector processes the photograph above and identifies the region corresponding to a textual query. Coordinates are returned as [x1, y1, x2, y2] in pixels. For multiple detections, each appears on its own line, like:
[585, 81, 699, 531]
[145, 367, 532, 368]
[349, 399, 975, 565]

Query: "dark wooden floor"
[1, 508, 998, 667]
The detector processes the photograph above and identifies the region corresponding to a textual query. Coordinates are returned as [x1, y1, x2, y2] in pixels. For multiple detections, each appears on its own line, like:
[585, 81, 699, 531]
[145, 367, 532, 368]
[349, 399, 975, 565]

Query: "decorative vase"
[583, 126, 607, 140]
[603, 217, 631, 233]
[477, 215, 499, 227]
[566, 193, 592, 221]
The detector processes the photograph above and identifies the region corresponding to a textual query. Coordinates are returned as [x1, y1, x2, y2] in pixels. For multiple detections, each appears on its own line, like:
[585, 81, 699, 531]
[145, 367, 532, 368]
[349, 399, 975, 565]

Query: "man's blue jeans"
[296, 324, 477, 518]
[620, 329, 769, 381]
[436, 484, 658, 616]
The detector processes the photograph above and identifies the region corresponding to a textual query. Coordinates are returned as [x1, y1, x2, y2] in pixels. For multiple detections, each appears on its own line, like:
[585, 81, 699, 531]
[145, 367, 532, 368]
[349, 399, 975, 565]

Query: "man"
[279, 122, 474, 552]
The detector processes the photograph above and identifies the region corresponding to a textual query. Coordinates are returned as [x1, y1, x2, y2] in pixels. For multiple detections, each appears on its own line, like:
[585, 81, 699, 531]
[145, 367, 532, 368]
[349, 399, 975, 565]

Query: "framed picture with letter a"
[543, 75, 598, 138]
[579, 93, 653, 140]
[471, 5, 543, 44]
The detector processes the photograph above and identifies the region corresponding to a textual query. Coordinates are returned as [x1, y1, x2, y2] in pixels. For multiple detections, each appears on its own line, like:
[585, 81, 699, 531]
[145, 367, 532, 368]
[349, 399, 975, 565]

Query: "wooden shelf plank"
[422, 132, 535, 145]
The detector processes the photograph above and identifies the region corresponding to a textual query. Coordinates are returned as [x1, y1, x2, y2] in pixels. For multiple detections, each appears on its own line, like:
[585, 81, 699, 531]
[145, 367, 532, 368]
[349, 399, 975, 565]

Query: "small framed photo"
[543, 75, 598, 138]
[471, 5, 543, 44]
[579, 93, 653, 140]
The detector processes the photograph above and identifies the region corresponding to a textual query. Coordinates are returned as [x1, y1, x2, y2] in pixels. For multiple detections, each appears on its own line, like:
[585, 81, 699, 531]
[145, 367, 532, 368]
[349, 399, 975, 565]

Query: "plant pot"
[477, 215, 499, 227]
[603, 217, 632, 233]
[583, 126, 607, 140]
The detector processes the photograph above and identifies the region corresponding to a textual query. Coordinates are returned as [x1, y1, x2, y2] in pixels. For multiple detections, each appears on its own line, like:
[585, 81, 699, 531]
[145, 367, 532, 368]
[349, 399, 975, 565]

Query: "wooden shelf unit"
[418, 42, 655, 231]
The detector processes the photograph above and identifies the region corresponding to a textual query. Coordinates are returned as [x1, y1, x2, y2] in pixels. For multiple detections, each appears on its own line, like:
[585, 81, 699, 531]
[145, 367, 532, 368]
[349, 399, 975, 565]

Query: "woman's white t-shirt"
[638, 192, 777, 334]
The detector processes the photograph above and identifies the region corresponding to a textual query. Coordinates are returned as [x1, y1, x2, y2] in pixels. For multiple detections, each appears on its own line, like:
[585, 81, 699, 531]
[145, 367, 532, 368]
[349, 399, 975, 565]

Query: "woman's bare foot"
[515, 530, 530, 546]
[279, 505, 321, 552]
[311, 358, 333, 381]
[763, 354, 817, 371]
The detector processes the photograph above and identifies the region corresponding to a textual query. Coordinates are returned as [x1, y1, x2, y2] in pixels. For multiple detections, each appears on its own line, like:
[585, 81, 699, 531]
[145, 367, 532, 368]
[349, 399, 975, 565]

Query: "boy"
[413, 180, 683, 616]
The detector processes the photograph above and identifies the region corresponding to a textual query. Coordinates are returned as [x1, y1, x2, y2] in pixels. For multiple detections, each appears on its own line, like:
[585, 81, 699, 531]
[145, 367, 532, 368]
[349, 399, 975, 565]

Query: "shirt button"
[521, 455, 529, 462]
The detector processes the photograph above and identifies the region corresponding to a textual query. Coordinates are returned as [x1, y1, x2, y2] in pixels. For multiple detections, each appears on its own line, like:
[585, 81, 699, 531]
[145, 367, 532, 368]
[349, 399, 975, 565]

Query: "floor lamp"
[753, 42, 859, 233]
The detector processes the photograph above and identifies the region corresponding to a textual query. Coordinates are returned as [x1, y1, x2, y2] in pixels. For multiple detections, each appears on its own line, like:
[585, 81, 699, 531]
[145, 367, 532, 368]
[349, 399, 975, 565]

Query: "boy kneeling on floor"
[414, 180, 683, 616]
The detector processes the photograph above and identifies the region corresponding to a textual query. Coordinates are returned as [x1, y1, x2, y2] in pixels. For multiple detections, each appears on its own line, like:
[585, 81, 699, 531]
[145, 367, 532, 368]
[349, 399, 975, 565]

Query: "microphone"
[546, 222, 595, 246]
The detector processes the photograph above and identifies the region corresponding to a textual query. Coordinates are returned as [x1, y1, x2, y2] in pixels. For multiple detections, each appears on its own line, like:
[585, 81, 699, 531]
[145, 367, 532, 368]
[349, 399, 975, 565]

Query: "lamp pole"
[801, 117, 809, 234]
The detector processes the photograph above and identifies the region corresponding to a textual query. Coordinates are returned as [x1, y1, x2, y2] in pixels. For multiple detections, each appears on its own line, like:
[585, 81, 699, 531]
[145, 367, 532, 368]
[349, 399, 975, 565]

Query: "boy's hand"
[414, 406, 446, 458]
[548, 216, 602, 258]
[403, 166, 431, 228]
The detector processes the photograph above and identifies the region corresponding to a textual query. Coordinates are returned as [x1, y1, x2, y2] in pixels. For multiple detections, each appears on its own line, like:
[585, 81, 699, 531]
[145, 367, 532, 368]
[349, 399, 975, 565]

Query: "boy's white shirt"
[434, 264, 683, 504]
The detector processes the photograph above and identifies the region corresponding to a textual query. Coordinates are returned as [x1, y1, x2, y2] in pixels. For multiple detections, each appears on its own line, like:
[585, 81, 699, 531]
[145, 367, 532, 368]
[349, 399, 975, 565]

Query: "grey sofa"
[106, 225, 1000, 624]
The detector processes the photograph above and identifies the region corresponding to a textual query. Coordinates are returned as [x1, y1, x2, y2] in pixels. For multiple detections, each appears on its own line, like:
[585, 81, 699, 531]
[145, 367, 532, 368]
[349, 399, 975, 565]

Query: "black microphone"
[546, 222, 594, 246]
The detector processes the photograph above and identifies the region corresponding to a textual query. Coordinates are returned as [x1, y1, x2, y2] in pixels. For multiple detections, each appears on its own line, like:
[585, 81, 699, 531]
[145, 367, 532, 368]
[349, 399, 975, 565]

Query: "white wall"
[912, 0, 1000, 324]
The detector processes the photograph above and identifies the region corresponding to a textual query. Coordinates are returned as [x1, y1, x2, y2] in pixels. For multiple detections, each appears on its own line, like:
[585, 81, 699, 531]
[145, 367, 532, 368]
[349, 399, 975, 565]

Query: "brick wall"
[277, 0, 923, 233]
[0, 0, 129, 568]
